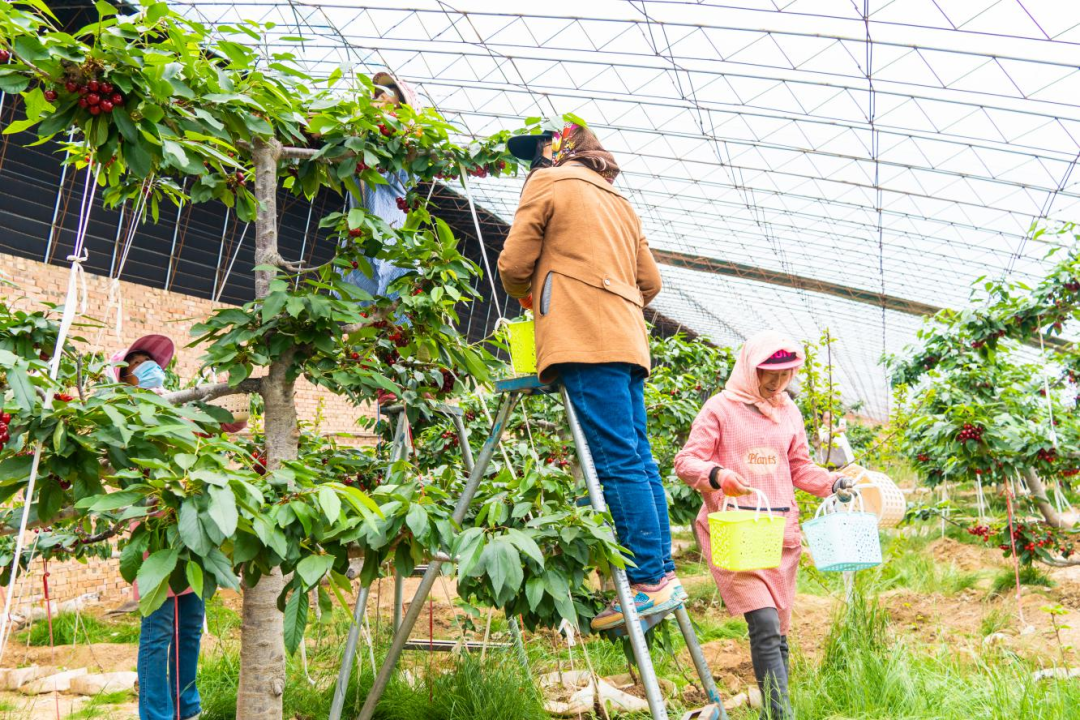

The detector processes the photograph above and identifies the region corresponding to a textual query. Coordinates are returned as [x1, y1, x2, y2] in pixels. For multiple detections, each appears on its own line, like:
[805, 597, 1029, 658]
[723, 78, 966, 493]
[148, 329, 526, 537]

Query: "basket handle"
[720, 487, 773, 521]
[815, 489, 865, 519]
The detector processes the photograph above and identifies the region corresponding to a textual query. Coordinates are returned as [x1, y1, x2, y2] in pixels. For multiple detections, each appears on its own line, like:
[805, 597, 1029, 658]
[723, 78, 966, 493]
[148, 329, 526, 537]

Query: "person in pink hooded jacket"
[674, 331, 855, 720]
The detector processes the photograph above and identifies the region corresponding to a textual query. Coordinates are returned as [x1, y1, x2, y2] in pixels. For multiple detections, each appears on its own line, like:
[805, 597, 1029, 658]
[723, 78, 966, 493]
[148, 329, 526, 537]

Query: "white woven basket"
[802, 491, 882, 572]
[840, 466, 906, 528]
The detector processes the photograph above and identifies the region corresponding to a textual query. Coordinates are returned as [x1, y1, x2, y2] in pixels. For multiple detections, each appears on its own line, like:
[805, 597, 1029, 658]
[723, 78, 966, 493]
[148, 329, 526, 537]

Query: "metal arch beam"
[653, 247, 1072, 350]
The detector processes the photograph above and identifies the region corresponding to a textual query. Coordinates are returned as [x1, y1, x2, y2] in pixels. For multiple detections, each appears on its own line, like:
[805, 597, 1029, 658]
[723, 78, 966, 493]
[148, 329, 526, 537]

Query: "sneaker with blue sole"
[590, 578, 683, 631]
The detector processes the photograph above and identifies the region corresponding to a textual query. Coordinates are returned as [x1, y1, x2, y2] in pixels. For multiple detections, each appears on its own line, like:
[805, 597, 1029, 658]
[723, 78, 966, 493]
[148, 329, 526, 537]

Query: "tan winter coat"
[497, 164, 662, 382]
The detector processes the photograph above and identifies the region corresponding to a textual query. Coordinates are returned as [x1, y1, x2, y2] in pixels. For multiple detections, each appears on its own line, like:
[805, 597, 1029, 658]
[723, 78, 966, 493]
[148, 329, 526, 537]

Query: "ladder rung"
[601, 602, 684, 640]
[402, 639, 512, 653]
[493, 375, 557, 395]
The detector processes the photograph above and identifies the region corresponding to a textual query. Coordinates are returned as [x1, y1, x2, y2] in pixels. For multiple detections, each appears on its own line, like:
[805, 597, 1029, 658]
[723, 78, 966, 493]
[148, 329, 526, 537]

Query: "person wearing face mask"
[111, 334, 243, 720]
[674, 331, 856, 720]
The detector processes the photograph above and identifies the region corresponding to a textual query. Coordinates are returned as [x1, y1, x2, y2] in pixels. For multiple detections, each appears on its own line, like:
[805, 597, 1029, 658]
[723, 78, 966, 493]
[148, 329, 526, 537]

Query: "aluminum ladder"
[349, 376, 727, 720]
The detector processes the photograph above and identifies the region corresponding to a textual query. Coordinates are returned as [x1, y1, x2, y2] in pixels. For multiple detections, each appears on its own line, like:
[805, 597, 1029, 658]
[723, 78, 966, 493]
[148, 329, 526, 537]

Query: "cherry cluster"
[0, 411, 11, 447]
[1036, 446, 1058, 461]
[251, 450, 267, 476]
[545, 445, 573, 469]
[916, 453, 929, 463]
[967, 524, 992, 540]
[60, 77, 124, 116]
[956, 423, 983, 442]
[1062, 467, 1079, 478]
[439, 368, 454, 394]
[437, 429, 460, 448]
[343, 472, 381, 492]
[394, 196, 421, 212]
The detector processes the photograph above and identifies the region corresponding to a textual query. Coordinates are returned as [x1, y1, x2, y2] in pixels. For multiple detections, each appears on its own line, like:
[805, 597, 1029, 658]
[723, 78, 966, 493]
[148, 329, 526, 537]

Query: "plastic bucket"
[803, 491, 882, 572]
[708, 488, 786, 572]
[505, 319, 537, 376]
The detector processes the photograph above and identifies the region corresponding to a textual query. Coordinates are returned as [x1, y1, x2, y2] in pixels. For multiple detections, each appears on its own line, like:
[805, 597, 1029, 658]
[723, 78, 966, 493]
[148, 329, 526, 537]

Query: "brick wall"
[1, 251, 378, 606]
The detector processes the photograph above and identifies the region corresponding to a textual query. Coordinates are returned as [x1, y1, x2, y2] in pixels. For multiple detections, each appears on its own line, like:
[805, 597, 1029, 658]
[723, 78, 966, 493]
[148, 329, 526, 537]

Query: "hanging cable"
[0, 160, 98, 662]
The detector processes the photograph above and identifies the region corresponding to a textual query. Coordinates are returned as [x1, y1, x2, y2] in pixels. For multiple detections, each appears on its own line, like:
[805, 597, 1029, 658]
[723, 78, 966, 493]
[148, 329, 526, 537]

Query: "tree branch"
[341, 301, 401, 335]
[162, 378, 263, 405]
[1022, 468, 1068, 529]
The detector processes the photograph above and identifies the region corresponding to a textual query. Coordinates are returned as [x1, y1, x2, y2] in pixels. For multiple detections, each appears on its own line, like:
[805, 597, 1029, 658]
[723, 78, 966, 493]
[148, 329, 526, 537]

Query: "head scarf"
[371, 70, 423, 110]
[551, 122, 620, 183]
[109, 334, 175, 382]
[721, 330, 804, 423]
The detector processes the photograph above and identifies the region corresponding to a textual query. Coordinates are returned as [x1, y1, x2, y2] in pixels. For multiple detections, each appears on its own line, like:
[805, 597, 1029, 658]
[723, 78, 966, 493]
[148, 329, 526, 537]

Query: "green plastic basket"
[708, 488, 786, 572]
[505, 319, 537, 376]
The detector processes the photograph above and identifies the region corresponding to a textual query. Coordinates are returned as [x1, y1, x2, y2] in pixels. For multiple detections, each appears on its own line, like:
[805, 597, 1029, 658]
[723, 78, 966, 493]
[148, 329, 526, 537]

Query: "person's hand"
[832, 473, 856, 501]
[718, 469, 753, 497]
[519, 294, 534, 311]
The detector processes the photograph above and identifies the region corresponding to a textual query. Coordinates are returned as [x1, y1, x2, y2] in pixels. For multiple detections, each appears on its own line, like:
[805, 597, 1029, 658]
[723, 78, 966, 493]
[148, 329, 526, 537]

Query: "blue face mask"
[133, 360, 166, 389]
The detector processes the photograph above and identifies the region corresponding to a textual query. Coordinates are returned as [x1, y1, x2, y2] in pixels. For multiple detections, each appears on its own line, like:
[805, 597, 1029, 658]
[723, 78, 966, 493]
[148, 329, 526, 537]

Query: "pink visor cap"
[756, 349, 804, 371]
[109, 334, 175, 382]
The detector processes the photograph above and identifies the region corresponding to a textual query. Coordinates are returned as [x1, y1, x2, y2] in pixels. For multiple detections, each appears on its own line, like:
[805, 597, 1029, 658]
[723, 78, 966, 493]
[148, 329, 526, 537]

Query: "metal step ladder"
[340, 376, 726, 720]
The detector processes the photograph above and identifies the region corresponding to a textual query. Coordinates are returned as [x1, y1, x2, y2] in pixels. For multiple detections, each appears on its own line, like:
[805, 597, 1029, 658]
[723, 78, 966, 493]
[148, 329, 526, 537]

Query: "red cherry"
[56, 393, 73, 402]
[2, 413, 12, 424]
[110, 93, 123, 106]
[350, 352, 360, 360]
[351, 261, 359, 269]
[348, 227, 363, 237]
[78, 85, 89, 96]
[100, 101, 113, 113]
[88, 80, 100, 92]
[86, 93, 100, 105]
[89, 105, 101, 115]
[44, 90, 57, 101]
[0, 50, 10, 63]
[65, 81, 77, 93]
[101, 82, 113, 94]
[0, 432, 9, 444]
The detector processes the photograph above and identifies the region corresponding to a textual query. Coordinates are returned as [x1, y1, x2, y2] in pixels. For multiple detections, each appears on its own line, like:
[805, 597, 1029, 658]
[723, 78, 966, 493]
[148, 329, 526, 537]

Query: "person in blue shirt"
[340, 71, 423, 304]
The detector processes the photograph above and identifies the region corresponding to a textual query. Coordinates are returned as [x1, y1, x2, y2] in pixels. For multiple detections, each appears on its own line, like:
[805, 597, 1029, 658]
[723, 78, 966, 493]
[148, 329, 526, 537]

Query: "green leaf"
[202, 548, 240, 590]
[208, 485, 238, 537]
[7, 368, 35, 413]
[480, 537, 522, 599]
[185, 561, 204, 598]
[138, 576, 170, 616]
[505, 529, 545, 568]
[13, 35, 49, 63]
[136, 548, 180, 601]
[296, 554, 333, 589]
[178, 500, 212, 556]
[95, 0, 118, 17]
[175, 453, 197, 471]
[124, 139, 153, 177]
[525, 577, 544, 612]
[283, 587, 309, 655]
[80, 490, 143, 511]
[405, 503, 428, 539]
[318, 486, 340, 524]
[0, 73, 29, 95]
[119, 535, 148, 583]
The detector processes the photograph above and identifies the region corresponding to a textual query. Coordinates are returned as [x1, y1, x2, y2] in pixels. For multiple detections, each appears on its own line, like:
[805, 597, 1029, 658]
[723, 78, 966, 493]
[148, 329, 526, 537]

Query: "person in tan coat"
[498, 121, 682, 631]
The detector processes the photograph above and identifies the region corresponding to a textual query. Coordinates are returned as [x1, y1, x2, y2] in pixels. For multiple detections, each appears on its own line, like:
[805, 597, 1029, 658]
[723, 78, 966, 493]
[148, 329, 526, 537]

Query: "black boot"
[745, 608, 792, 720]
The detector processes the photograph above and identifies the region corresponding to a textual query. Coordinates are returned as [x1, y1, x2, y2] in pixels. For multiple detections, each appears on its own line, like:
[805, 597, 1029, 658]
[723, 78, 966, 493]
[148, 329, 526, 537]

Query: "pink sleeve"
[220, 419, 248, 434]
[787, 406, 836, 498]
[674, 398, 723, 493]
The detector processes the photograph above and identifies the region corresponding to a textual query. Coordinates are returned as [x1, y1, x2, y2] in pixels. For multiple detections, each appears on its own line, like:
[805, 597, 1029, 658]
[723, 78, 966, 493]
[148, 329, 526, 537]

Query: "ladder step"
[601, 602, 684, 640]
[493, 375, 557, 395]
[681, 704, 722, 720]
[403, 639, 512, 653]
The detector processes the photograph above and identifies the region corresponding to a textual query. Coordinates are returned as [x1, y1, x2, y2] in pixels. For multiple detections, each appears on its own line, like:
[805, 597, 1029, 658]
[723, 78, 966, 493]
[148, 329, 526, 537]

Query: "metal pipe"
[560, 385, 668, 720]
[451, 412, 475, 474]
[328, 582, 371, 720]
[356, 393, 517, 720]
[164, 197, 186, 291]
[392, 572, 404, 631]
[675, 605, 725, 713]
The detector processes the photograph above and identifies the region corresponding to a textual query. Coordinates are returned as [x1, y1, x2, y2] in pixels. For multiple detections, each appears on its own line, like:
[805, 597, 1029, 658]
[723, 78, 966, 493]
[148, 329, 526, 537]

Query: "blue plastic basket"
[802, 492, 882, 573]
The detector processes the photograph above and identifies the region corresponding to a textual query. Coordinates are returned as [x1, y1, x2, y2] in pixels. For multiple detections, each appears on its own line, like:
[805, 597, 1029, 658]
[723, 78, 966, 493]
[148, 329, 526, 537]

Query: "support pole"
[674, 606, 725, 713]
[356, 393, 518, 720]
[328, 583, 371, 720]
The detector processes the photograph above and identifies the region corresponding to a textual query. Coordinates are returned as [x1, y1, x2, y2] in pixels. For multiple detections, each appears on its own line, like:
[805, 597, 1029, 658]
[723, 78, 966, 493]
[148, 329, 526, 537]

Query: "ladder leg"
[559, 386, 669, 720]
[451, 412, 475, 474]
[356, 392, 519, 720]
[674, 605, 727, 716]
[329, 582, 372, 720]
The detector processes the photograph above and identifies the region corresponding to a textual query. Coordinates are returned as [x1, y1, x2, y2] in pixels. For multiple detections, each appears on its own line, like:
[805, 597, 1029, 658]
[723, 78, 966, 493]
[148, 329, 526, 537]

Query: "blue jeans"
[559, 362, 674, 585]
[138, 593, 204, 720]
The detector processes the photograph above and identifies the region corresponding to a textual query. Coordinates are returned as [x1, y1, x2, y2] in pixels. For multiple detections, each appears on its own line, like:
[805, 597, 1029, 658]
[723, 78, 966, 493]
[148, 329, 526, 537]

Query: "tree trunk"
[235, 137, 292, 720]
[1022, 468, 1066, 529]
[237, 568, 286, 717]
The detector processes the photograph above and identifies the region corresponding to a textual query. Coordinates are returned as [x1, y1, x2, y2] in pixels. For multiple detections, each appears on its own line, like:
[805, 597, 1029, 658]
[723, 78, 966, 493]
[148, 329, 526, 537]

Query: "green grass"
[766, 589, 1080, 719]
[980, 605, 1012, 637]
[65, 690, 135, 719]
[991, 564, 1055, 596]
[19, 612, 141, 646]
